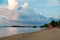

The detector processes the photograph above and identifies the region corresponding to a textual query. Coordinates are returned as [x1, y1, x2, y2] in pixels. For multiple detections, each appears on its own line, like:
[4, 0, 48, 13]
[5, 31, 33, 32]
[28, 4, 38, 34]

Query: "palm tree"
[58, 20, 60, 26]
[49, 20, 56, 27]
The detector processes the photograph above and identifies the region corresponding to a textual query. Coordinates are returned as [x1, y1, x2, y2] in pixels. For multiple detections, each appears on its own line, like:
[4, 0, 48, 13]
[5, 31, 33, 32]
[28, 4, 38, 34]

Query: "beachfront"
[0, 28, 60, 40]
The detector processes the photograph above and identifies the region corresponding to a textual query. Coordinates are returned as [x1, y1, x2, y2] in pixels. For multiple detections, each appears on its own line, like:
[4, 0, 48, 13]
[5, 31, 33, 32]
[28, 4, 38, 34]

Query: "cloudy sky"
[0, 0, 60, 26]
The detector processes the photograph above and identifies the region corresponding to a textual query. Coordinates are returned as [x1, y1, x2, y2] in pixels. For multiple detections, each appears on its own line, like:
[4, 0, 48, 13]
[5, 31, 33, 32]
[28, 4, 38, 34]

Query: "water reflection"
[0, 27, 41, 37]
[7, 28, 18, 35]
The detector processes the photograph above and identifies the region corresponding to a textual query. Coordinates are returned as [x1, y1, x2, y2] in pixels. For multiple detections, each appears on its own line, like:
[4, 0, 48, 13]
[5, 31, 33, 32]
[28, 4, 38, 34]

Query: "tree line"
[7, 20, 60, 28]
[40, 20, 60, 28]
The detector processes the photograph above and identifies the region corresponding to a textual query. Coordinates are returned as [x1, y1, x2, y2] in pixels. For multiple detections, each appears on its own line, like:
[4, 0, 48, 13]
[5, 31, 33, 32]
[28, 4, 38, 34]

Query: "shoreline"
[0, 28, 60, 40]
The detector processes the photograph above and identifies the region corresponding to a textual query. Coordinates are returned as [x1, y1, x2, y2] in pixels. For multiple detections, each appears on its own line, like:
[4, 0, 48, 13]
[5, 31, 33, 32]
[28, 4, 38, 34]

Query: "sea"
[0, 27, 42, 37]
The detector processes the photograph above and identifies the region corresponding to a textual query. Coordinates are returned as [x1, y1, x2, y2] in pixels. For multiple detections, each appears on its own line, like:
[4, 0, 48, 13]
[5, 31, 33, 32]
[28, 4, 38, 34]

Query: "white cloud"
[6, 11, 19, 20]
[0, 1, 48, 26]
[0, 1, 29, 22]
[22, 2, 28, 10]
[0, 9, 19, 21]
[7, 0, 18, 10]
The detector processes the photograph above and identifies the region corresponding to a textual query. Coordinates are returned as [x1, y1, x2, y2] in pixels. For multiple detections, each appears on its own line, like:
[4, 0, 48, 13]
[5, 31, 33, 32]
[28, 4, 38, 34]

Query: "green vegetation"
[11, 26, 21, 27]
[40, 20, 60, 28]
[32, 26, 37, 28]
[4, 20, 60, 28]
[10, 25, 37, 28]
[49, 20, 56, 27]
[40, 24, 48, 28]
[11, 25, 27, 27]
[50, 20, 60, 27]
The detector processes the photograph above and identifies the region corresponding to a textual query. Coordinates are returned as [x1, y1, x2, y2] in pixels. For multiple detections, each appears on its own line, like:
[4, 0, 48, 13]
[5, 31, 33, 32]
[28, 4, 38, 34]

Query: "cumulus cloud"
[22, 2, 28, 9]
[0, 9, 19, 21]
[6, 11, 19, 20]
[7, 0, 18, 10]
[0, 1, 29, 22]
[0, 0, 48, 26]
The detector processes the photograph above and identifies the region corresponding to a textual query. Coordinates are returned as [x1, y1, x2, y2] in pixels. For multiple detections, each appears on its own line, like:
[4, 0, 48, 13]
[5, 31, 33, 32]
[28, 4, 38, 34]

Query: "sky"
[0, 0, 60, 26]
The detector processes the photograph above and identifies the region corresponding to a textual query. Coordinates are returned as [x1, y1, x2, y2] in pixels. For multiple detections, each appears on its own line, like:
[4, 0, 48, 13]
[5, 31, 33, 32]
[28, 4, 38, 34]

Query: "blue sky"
[0, 0, 60, 26]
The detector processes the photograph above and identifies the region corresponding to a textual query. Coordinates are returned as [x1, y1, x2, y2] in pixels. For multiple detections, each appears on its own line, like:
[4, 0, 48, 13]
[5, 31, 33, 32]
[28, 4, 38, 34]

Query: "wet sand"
[0, 28, 60, 40]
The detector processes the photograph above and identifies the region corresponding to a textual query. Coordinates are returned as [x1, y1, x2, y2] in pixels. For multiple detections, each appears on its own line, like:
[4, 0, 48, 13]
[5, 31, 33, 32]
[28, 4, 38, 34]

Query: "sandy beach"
[0, 28, 60, 40]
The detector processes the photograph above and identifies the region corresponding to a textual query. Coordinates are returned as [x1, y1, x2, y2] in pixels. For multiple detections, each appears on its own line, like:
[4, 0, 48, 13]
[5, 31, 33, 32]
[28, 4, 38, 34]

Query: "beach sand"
[0, 28, 60, 40]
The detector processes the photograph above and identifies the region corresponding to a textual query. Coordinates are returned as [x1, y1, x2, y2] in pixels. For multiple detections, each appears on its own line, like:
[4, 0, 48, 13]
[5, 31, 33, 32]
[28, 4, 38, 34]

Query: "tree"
[57, 20, 60, 28]
[58, 20, 60, 26]
[55, 21, 59, 26]
[41, 20, 60, 28]
[49, 20, 56, 27]
[32, 26, 37, 28]
[43, 24, 48, 28]
[11, 25, 21, 27]
[40, 24, 48, 28]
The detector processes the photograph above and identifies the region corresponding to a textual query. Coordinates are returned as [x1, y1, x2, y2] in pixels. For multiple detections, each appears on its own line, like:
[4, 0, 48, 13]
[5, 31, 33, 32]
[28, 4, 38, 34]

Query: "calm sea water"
[0, 27, 42, 37]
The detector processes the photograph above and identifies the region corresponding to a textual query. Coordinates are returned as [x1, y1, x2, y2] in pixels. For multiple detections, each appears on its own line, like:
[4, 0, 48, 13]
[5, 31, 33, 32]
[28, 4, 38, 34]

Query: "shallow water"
[0, 27, 41, 37]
